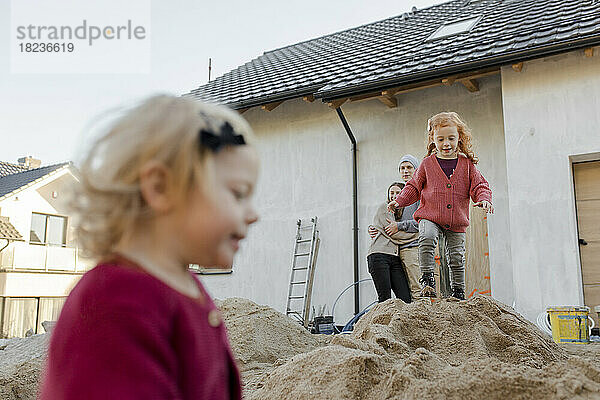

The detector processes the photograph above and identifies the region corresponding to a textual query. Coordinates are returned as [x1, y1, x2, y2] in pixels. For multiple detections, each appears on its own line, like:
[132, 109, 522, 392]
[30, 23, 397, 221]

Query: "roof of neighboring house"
[0, 217, 24, 242]
[0, 161, 29, 178]
[187, 0, 600, 108]
[0, 162, 71, 200]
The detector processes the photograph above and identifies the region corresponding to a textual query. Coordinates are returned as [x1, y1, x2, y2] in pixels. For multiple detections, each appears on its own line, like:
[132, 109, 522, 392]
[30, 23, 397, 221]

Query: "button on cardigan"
[394, 154, 492, 233]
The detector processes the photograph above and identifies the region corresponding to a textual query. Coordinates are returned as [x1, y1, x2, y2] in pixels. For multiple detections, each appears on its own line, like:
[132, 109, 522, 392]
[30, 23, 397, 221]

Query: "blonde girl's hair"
[71, 94, 255, 260]
[425, 112, 478, 164]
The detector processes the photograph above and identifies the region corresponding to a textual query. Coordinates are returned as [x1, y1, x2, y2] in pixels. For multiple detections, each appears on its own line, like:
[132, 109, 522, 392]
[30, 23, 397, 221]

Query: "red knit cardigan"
[394, 154, 492, 233]
[39, 256, 242, 400]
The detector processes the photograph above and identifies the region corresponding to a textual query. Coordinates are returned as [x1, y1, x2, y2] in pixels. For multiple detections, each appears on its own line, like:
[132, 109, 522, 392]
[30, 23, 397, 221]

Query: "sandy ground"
[2, 295, 600, 399]
[0, 335, 48, 399]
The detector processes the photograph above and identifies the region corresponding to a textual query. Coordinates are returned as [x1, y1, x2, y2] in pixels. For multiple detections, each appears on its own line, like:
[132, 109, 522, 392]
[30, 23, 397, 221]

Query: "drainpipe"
[335, 107, 360, 316]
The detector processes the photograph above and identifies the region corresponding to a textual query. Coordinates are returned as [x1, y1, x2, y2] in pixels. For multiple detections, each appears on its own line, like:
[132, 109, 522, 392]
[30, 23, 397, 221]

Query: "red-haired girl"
[388, 112, 493, 300]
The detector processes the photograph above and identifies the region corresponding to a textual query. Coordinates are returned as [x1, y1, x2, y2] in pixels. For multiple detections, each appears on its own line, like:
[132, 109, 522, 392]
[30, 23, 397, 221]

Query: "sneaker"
[419, 272, 436, 298]
[451, 288, 465, 300]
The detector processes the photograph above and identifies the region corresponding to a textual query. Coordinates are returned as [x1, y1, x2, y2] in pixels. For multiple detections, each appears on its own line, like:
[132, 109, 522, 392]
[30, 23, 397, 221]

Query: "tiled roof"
[0, 163, 70, 199]
[0, 217, 24, 241]
[0, 161, 28, 177]
[187, 0, 600, 108]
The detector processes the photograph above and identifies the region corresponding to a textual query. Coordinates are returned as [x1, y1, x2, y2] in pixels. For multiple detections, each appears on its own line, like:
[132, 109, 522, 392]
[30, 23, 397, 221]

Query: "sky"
[1, 0, 443, 166]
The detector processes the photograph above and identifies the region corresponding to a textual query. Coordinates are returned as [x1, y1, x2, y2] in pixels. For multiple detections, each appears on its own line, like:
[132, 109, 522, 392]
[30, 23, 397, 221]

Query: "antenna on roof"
[208, 58, 212, 82]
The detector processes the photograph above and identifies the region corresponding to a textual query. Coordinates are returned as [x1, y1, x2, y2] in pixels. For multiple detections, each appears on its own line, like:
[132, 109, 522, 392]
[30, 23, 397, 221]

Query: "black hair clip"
[199, 121, 246, 153]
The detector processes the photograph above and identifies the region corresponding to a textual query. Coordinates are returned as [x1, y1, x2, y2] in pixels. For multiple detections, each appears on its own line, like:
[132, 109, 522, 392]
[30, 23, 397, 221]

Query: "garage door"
[574, 161, 600, 325]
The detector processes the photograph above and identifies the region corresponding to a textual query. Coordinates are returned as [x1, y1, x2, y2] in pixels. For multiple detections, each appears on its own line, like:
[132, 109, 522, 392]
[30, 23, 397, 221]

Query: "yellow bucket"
[546, 306, 590, 344]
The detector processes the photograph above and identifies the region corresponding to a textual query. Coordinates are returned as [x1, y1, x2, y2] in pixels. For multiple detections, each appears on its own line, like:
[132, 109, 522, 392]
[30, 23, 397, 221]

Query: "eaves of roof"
[318, 34, 600, 101]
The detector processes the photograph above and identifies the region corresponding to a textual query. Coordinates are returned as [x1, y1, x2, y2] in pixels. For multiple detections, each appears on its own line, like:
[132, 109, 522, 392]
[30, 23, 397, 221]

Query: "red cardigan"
[394, 154, 492, 233]
[39, 256, 242, 400]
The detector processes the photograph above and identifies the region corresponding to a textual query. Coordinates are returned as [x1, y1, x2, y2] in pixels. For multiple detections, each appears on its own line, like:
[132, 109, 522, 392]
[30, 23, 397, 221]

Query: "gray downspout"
[335, 107, 360, 316]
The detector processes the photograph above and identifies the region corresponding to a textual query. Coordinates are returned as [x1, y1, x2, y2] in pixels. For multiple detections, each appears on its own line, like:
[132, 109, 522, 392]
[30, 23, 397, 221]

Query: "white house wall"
[0, 272, 80, 297]
[500, 48, 600, 321]
[200, 75, 512, 324]
[0, 169, 87, 295]
[0, 169, 74, 243]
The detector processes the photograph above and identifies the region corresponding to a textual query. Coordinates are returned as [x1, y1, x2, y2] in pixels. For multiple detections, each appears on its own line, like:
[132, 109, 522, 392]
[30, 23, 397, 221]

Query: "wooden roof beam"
[327, 98, 348, 109]
[512, 62, 523, 72]
[382, 68, 499, 97]
[261, 101, 283, 112]
[349, 91, 381, 102]
[460, 78, 480, 92]
[303, 95, 315, 102]
[585, 47, 594, 57]
[377, 95, 398, 108]
[382, 88, 400, 97]
[320, 68, 498, 108]
[382, 81, 442, 97]
[237, 107, 250, 114]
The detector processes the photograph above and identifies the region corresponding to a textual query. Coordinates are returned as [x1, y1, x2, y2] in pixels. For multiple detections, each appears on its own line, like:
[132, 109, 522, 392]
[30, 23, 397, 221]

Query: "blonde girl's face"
[177, 145, 259, 268]
[433, 124, 459, 159]
[388, 185, 403, 203]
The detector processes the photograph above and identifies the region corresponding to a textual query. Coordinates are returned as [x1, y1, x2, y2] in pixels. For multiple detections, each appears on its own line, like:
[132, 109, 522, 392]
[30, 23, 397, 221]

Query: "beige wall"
[500, 47, 600, 321]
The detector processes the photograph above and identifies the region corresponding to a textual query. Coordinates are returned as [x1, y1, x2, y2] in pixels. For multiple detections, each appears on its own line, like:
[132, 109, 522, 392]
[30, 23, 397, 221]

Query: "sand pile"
[0, 335, 48, 400]
[0, 298, 328, 399]
[3, 296, 600, 399]
[215, 297, 329, 394]
[249, 295, 600, 400]
[216, 297, 328, 368]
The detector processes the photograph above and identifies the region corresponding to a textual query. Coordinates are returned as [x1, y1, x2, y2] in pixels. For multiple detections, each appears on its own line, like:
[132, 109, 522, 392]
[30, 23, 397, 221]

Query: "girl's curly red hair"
[426, 112, 478, 164]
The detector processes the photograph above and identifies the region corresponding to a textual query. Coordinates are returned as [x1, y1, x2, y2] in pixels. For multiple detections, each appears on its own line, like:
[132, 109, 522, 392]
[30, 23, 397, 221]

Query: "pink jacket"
[394, 154, 492, 233]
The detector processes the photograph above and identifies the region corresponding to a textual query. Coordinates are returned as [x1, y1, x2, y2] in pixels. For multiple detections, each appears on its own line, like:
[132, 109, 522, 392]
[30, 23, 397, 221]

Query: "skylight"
[426, 16, 481, 41]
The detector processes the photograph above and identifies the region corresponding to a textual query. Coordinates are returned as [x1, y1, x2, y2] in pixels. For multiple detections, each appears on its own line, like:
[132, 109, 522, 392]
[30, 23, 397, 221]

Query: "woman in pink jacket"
[389, 112, 493, 300]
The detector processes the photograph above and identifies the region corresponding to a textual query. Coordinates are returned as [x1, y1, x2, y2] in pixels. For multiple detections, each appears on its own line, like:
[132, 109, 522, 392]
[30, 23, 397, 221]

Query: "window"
[29, 213, 67, 246]
[427, 16, 481, 41]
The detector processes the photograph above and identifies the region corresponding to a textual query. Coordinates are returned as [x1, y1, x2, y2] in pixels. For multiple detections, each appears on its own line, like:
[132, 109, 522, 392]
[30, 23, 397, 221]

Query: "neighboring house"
[0, 160, 93, 338]
[187, 0, 600, 325]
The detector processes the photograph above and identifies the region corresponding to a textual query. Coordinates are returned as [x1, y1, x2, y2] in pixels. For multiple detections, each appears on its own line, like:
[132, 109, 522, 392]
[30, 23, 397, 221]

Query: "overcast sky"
[1, 0, 443, 165]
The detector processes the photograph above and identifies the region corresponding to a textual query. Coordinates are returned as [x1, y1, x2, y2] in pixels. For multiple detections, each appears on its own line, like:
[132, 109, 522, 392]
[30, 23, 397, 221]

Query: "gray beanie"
[398, 154, 420, 174]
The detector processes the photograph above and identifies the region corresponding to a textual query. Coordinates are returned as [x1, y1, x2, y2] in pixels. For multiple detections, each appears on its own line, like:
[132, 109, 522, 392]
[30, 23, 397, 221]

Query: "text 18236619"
[19, 43, 74, 53]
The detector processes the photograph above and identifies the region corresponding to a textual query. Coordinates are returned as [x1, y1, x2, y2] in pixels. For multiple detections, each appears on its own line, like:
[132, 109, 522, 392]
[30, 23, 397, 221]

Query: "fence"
[0, 241, 94, 272]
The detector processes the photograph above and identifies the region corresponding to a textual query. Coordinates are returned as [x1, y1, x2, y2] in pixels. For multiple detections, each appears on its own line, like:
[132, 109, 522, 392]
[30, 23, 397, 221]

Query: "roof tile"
[0, 162, 28, 178]
[0, 217, 24, 241]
